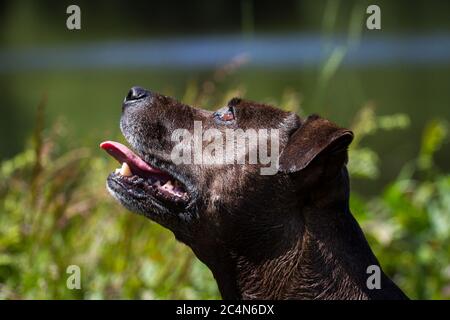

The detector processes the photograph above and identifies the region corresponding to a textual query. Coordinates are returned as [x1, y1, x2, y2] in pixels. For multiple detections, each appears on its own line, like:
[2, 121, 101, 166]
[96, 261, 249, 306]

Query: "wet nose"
[124, 86, 149, 102]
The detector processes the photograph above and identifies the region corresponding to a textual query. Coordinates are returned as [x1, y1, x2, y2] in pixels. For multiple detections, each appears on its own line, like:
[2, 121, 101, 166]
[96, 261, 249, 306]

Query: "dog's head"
[101, 86, 353, 261]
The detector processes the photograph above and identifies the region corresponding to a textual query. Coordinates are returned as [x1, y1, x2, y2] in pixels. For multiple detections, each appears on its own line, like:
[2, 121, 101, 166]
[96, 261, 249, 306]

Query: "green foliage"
[348, 103, 411, 179]
[350, 113, 450, 299]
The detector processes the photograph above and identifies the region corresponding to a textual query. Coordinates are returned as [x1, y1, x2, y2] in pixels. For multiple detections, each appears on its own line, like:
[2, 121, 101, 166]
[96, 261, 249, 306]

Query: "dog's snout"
[125, 86, 149, 102]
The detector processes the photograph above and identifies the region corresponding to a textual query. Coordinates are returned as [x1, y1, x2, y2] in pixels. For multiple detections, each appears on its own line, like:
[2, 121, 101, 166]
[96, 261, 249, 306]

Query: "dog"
[100, 86, 408, 300]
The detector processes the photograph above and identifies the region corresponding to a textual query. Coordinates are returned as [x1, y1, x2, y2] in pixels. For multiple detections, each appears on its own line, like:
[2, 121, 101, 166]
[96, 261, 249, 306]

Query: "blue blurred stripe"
[1, 33, 449, 72]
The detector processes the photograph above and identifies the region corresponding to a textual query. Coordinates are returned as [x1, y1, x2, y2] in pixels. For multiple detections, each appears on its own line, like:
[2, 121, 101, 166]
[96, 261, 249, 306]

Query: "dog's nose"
[124, 86, 149, 102]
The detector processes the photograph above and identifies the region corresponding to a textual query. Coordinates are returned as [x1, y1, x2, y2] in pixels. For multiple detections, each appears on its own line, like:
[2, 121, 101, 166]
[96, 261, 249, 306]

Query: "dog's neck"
[199, 170, 406, 300]
[209, 211, 372, 300]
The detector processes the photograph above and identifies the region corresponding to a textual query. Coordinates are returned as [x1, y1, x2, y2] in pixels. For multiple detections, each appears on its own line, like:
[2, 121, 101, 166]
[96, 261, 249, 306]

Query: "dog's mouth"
[100, 141, 189, 207]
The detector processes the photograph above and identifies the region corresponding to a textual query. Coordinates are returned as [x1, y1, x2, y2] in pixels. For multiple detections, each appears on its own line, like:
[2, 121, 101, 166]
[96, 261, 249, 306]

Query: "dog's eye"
[213, 106, 235, 124]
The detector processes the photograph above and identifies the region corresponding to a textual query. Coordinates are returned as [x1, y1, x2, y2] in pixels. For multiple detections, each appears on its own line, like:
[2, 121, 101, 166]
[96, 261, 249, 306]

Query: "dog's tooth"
[115, 168, 121, 174]
[163, 180, 174, 190]
[119, 162, 132, 177]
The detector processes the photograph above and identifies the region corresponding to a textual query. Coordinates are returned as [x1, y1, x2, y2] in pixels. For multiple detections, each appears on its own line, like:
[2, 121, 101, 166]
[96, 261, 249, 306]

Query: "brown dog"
[101, 86, 408, 300]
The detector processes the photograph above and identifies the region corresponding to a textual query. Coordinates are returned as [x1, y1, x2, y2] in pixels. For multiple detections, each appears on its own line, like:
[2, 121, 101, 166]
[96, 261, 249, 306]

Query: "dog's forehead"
[225, 98, 301, 131]
[150, 93, 300, 130]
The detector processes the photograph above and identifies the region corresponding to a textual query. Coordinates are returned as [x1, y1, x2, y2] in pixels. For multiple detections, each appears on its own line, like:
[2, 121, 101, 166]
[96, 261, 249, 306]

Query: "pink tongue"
[100, 141, 165, 176]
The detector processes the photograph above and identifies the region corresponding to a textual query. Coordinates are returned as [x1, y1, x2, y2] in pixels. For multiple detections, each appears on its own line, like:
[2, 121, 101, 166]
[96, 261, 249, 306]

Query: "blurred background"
[0, 0, 449, 299]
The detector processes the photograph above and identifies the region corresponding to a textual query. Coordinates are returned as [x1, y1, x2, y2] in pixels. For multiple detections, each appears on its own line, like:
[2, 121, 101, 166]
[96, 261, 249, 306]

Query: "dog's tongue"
[100, 141, 165, 176]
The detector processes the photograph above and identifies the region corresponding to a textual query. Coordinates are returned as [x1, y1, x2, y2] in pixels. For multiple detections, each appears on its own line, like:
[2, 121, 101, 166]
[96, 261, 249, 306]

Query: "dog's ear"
[278, 115, 353, 173]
